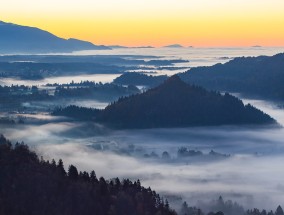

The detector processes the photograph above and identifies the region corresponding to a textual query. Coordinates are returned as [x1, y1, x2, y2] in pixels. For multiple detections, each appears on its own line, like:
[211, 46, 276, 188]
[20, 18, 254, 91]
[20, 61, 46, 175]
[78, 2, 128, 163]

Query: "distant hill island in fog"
[163, 44, 184, 48]
[53, 75, 276, 129]
[113, 72, 168, 87]
[0, 21, 110, 53]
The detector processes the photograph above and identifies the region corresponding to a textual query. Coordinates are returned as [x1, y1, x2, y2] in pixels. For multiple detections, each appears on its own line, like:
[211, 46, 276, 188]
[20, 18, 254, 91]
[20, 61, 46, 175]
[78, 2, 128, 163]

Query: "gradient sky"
[1, 0, 284, 47]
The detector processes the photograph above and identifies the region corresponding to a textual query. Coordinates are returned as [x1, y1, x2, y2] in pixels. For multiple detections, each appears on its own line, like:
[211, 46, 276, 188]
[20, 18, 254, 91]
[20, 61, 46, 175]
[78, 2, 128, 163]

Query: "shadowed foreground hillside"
[0, 135, 176, 215]
[53, 75, 275, 129]
[1, 135, 284, 215]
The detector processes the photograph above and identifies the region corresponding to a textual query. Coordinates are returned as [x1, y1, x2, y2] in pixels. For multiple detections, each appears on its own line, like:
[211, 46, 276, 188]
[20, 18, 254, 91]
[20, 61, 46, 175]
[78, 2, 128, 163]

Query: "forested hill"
[0, 135, 176, 215]
[113, 72, 168, 87]
[179, 53, 284, 101]
[53, 76, 276, 128]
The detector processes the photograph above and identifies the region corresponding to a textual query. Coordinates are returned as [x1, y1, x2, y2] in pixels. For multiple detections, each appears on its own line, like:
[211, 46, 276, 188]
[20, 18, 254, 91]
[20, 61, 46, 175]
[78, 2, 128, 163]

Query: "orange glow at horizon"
[1, 0, 284, 47]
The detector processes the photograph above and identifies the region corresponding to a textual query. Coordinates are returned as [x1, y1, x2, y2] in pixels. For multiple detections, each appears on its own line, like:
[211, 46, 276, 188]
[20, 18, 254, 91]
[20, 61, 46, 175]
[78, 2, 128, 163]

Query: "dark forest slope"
[0, 135, 176, 215]
[180, 53, 284, 100]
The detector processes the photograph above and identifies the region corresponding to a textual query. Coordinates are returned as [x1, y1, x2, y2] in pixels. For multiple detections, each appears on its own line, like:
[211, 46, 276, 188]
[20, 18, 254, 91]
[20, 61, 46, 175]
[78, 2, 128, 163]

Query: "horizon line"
[2, 19, 284, 49]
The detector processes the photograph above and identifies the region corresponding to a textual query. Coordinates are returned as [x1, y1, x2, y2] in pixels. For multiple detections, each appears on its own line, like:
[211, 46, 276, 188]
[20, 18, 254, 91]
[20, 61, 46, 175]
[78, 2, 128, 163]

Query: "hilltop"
[163, 44, 184, 48]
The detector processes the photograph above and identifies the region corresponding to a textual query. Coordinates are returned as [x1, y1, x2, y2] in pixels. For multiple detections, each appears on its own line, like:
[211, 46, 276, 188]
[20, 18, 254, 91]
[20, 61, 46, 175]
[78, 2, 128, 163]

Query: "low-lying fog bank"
[1, 97, 284, 211]
[0, 74, 120, 86]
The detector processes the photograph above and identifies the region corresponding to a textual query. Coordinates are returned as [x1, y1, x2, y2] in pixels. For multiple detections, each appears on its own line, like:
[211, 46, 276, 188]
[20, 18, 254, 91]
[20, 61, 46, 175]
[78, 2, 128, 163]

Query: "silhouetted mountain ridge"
[0, 21, 110, 53]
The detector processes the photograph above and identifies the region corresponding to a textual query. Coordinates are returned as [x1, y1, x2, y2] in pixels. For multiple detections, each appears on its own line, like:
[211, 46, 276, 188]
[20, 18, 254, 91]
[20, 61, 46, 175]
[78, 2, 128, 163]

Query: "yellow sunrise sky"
[1, 0, 284, 47]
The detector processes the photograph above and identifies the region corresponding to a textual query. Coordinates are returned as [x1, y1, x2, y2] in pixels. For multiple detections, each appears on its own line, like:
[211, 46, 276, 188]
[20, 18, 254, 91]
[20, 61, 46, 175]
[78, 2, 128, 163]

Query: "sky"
[1, 0, 284, 47]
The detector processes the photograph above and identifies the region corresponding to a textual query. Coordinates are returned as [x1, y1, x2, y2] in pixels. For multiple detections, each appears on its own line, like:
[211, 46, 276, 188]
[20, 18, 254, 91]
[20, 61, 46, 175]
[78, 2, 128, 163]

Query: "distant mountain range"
[54, 75, 275, 128]
[107, 45, 129, 49]
[0, 21, 110, 53]
[109, 45, 188, 49]
[108, 45, 154, 49]
[0, 21, 191, 53]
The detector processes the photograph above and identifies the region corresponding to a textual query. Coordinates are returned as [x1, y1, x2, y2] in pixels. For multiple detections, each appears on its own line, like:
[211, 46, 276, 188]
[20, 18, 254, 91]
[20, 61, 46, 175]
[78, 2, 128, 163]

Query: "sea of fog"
[1, 47, 284, 86]
[2, 47, 284, 211]
[72, 46, 284, 68]
[0, 74, 121, 86]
